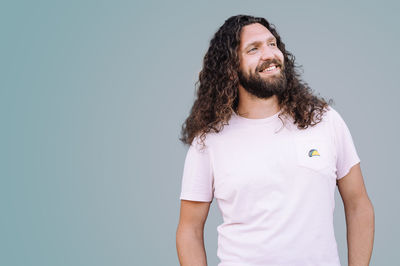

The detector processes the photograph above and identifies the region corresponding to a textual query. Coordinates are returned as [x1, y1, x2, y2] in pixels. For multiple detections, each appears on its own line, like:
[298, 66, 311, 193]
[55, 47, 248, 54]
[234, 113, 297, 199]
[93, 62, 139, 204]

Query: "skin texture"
[176, 164, 375, 266]
[176, 17, 374, 266]
[337, 163, 375, 266]
[236, 23, 284, 118]
[176, 200, 211, 266]
[179, 15, 332, 150]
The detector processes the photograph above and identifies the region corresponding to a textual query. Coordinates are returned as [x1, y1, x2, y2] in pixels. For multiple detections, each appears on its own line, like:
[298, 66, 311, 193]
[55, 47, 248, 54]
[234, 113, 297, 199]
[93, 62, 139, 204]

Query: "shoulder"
[324, 106, 355, 131]
[192, 116, 238, 150]
[322, 105, 343, 124]
[190, 131, 219, 153]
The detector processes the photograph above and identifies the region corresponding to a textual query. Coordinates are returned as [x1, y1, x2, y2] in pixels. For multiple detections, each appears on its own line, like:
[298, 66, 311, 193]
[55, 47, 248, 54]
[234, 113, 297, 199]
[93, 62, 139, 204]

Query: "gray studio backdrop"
[1, 0, 399, 265]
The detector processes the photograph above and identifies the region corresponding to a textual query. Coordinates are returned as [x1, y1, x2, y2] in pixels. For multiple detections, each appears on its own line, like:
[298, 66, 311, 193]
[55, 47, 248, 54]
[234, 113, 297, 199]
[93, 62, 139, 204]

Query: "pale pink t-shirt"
[179, 106, 360, 266]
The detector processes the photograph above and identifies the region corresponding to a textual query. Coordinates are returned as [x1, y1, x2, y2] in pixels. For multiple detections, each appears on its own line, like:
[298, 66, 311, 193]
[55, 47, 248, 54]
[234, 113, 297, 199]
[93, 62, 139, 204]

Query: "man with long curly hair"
[176, 15, 374, 266]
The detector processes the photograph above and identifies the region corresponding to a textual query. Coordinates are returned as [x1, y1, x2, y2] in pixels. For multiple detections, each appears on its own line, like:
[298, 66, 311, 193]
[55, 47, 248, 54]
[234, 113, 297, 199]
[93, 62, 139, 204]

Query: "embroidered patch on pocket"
[295, 139, 333, 172]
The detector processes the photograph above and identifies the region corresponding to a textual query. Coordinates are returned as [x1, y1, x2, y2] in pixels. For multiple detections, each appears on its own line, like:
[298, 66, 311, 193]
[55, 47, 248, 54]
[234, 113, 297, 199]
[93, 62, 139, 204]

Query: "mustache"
[256, 59, 283, 72]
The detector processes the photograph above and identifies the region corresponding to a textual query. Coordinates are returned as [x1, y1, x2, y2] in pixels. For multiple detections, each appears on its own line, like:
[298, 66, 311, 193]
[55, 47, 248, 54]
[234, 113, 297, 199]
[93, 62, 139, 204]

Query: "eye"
[269, 42, 277, 47]
[248, 47, 257, 53]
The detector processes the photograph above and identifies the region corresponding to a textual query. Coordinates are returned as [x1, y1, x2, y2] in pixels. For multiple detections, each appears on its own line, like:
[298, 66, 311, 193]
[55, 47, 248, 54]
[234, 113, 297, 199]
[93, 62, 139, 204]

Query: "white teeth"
[264, 65, 277, 72]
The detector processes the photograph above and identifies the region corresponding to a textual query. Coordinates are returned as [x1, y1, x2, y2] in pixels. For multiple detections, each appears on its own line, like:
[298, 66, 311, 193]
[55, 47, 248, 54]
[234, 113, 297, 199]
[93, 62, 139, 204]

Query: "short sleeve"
[179, 136, 214, 202]
[329, 107, 361, 180]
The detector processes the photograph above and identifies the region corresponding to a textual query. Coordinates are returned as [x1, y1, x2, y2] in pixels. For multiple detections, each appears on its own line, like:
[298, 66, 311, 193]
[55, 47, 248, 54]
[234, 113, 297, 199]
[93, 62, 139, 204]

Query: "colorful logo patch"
[308, 149, 320, 157]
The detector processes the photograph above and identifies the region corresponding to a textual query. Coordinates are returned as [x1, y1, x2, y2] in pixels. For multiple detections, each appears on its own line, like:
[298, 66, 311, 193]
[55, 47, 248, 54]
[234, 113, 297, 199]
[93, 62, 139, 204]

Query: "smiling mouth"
[259, 64, 280, 74]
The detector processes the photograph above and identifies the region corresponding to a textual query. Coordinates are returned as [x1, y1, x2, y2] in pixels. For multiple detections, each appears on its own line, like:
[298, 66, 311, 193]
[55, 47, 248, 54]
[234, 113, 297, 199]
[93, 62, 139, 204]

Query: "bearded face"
[237, 23, 287, 99]
[238, 58, 287, 99]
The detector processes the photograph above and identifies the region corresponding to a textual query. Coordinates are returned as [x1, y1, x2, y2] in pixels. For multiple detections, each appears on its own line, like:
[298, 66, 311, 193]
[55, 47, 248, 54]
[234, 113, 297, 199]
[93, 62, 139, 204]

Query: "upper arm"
[178, 199, 211, 233]
[337, 162, 370, 210]
[179, 137, 214, 202]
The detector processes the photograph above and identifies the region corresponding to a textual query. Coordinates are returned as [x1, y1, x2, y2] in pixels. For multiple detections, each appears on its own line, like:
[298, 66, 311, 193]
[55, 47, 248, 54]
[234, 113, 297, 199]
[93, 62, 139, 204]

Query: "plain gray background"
[1, 0, 399, 265]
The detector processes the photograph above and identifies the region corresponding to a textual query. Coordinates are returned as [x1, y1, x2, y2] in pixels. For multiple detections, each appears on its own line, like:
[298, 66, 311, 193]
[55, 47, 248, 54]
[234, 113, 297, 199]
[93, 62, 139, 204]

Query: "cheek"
[277, 51, 284, 63]
[246, 58, 260, 72]
[240, 60, 257, 74]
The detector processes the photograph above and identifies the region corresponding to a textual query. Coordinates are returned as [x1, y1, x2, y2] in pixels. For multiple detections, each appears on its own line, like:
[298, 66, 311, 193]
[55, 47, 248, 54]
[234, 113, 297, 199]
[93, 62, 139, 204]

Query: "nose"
[260, 46, 275, 60]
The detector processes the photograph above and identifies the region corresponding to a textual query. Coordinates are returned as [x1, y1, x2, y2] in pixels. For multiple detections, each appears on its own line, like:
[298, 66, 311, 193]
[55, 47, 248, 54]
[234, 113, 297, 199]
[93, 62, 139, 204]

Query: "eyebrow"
[243, 36, 277, 50]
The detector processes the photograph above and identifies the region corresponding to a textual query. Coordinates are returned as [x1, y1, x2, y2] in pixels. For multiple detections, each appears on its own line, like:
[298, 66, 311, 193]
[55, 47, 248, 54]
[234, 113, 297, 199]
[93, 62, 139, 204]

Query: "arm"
[176, 199, 211, 266]
[337, 163, 375, 266]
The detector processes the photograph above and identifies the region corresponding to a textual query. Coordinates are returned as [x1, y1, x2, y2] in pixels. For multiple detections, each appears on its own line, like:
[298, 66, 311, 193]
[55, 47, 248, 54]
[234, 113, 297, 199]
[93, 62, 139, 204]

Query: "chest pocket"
[295, 139, 334, 172]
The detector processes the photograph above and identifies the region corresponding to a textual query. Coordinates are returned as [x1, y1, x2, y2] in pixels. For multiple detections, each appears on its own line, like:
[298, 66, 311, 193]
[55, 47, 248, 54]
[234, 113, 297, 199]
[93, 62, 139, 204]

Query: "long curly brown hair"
[180, 15, 333, 147]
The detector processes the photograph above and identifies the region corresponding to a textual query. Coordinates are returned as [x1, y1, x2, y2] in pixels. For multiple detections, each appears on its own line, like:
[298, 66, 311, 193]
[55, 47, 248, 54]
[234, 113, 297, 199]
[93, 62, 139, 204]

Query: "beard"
[238, 62, 287, 99]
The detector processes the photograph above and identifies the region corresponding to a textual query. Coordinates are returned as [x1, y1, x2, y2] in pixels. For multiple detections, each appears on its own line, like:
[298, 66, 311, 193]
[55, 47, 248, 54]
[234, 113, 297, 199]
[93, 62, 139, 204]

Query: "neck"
[236, 85, 280, 119]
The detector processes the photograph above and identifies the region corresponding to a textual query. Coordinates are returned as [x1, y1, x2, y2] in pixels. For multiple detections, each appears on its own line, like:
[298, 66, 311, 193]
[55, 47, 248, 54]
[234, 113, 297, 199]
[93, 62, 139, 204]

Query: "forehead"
[239, 23, 275, 49]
